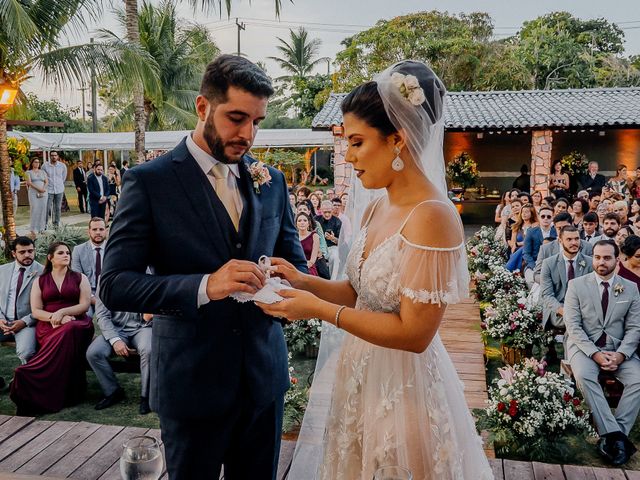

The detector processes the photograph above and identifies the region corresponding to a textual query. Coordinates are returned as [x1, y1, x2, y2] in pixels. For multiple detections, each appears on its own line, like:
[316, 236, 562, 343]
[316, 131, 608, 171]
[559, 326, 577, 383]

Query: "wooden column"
[531, 130, 553, 196]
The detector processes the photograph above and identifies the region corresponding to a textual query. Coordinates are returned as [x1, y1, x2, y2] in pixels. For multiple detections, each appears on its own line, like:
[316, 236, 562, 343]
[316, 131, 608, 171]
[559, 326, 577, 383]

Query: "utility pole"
[77, 86, 88, 122]
[90, 38, 98, 133]
[235, 18, 245, 56]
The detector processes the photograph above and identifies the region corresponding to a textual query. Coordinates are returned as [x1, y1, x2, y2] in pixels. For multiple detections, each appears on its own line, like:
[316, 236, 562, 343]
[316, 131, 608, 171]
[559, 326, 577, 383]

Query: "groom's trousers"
[159, 384, 285, 480]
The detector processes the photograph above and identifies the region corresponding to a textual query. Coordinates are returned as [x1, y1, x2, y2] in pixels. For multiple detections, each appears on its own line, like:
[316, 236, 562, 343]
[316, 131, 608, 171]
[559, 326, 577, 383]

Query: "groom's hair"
[200, 54, 274, 103]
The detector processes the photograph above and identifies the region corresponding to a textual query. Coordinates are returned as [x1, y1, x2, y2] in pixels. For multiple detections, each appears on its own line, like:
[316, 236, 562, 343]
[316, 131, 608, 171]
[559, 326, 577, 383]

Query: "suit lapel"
[586, 274, 604, 324]
[172, 140, 234, 259]
[18, 269, 37, 297]
[238, 157, 263, 260]
[556, 255, 567, 289]
[604, 276, 620, 326]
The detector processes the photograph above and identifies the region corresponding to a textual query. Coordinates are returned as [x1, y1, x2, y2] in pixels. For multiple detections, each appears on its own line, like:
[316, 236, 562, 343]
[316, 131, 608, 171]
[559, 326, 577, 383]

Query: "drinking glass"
[120, 435, 163, 480]
[373, 465, 413, 480]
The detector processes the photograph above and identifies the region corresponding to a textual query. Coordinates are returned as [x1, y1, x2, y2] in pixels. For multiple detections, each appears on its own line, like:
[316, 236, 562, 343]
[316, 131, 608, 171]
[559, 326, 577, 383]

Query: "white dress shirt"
[95, 174, 105, 197]
[186, 134, 245, 307]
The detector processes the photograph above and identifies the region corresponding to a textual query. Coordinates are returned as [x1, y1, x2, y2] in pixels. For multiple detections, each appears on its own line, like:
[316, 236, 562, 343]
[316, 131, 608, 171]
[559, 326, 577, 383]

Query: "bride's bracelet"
[335, 305, 347, 329]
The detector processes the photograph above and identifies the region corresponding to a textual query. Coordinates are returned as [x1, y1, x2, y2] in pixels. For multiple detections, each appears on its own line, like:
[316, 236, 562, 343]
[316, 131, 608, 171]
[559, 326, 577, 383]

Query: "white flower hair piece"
[390, 72, 426, 106]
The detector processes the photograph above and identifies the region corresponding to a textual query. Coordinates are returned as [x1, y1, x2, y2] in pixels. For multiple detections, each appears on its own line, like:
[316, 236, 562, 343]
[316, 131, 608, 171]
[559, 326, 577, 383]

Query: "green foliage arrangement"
[446, 152, 479, 189]
[560, 151, 589, 177]
[7, 137, 31, 178]
[34, 226, 88, 264]
[283, 319, 322, 354]
[283, 353, 308, 432]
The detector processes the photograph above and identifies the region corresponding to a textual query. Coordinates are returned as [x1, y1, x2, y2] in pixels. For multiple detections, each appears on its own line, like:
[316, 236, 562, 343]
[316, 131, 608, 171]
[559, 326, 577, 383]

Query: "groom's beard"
[203, 112, 251, 164]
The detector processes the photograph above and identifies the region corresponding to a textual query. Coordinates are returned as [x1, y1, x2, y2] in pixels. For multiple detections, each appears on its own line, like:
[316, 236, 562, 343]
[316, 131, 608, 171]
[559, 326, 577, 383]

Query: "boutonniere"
[578, 260, 586, 269]
[247, 161, 272, 194]
[390, 72, 426, 106]
[613, 283, 624, 297]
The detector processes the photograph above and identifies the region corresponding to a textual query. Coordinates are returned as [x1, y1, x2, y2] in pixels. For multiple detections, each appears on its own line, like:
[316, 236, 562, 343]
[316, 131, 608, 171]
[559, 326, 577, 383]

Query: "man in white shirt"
[0, 237, 44, 364]
[42, 151, 68, 228]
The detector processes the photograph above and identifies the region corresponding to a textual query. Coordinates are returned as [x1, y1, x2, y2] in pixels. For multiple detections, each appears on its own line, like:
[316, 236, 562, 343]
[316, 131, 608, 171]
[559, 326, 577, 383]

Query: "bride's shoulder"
[359, 198, 383, 229]
[401, 200, 464, 249]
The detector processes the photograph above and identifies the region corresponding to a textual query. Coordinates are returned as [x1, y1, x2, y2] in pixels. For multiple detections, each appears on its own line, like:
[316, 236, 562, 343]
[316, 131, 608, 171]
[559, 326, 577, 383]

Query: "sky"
[23, 0, 640, 114]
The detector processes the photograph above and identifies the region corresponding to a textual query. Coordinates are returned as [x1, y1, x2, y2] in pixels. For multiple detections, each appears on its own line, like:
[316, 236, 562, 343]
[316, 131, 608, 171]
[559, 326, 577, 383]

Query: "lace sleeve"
[398, 235, 470, 305]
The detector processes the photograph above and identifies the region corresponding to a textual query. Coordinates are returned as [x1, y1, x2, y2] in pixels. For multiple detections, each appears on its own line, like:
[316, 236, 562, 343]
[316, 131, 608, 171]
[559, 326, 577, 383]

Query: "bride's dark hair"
[341, 60, 445, 135]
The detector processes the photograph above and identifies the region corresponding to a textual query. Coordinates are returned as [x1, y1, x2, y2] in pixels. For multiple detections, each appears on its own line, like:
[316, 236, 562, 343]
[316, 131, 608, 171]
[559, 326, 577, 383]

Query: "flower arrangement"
[560, 151, 588, 177]
[476, 358, 595, 460]
[283, 352, 308, 432]
[466, 226, 506, 276]
[7, 137, 31, 178]
[283, 319, 322, 354]
[474, 265, 526, 304]
[446, 151, 479, 189]
[482, 292, 546, 350]
[247, 161, 272, 194]
[390, 72, 426, 106]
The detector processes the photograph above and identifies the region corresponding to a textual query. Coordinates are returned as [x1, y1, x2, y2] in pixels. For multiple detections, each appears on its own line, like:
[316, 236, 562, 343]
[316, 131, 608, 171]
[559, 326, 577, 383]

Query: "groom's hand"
[206, 259, 266, 301]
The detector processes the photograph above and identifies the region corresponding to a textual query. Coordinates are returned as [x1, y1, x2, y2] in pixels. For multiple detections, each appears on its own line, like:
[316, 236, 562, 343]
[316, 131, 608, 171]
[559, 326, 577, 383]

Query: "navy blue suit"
[87, 173, 109, 219]
[100, 138, 307, 479]
[522, 225, 557, 271]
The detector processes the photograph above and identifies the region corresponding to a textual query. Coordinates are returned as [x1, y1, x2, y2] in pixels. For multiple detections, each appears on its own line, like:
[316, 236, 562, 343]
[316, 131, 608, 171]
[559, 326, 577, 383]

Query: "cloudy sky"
[24, 0, 640, 111]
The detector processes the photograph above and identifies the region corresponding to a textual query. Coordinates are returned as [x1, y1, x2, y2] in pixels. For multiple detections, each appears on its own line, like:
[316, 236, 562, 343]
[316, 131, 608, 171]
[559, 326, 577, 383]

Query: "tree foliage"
[7, 93, 90, 132]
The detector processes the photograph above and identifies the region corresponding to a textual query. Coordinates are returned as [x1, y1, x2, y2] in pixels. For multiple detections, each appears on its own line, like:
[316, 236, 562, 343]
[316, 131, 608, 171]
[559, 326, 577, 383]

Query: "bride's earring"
[391, 147, 404, 172]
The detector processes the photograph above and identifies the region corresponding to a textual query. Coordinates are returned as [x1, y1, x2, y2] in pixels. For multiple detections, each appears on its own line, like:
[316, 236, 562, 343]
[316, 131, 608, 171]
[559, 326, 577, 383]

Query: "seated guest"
[332, 197, 352, 245]
[629, 199, 640, 224]
[591, 213, 621, 244]
[582, 212, 600, 243]
[518, 193, 531, 206]
[612, 200, 630, 226]
[10, 242, 94, 414]
[531, 191, 543, 212]
[589, 193, 602, 213]
[618, 235, 640, 290]
[296, 186, 311, 203]
[564, 240, 640, 466]
[578, 160, 607, 195]
[296, 212, 320, 276]
[534, 212, 593, 284]
[523, 206, 556, 285]
[72, 217, 107, 312]
[297, 202, 329, 273]
[316, 200, 342, 276]
[577, 190, 589, 201]
[616, 226, 634, 253]
[504, 199, 522, 247]
[572, 198, 589, 230]
[633, 214, 640, 236]
[542, 195, 556, 210]
[495, 192, 511, 224]
[0, 237, 44, 364]
[607, 165, 631, 201]
[87, 291, 152, 414]
[540, 226, 593, 330]
[552, 197, 569, 216]
[509, 203, 538, 253]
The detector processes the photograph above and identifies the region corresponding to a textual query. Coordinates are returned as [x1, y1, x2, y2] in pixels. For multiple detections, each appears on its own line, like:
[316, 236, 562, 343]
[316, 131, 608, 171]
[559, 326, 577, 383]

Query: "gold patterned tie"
[210, 163, 240, 230]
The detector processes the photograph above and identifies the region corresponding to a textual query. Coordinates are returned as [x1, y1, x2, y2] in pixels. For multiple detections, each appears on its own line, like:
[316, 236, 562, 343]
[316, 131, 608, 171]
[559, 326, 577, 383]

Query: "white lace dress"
[317, 200, 494, 480]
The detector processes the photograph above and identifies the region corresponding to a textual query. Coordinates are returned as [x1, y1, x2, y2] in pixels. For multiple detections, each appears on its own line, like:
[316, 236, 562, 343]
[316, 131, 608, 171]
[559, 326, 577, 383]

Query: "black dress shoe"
[597, 437, 613, 461]
[95, 387, 125, 410]
[611, 440, 631, 466]
[139, 397, 151, 415]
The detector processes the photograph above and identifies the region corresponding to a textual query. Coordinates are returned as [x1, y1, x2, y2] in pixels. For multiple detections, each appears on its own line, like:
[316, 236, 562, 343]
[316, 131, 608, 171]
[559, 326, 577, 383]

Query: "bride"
[257, 60, 493, 479]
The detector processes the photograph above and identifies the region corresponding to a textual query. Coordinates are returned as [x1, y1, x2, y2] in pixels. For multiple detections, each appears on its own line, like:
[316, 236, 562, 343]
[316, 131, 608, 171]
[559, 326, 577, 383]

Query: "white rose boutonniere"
[613, 283, 624, 297]
[247, 161, 272, 194]
[578, 260, 586, 269]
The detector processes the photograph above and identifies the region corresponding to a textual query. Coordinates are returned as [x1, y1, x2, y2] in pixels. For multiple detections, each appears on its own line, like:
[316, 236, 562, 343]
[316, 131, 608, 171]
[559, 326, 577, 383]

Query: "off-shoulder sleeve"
[398, 235, 470, 306]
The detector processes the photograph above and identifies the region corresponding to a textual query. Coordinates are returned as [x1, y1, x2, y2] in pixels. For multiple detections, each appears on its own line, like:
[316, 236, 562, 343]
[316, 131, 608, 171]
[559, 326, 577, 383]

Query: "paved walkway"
[14, 214, 90, 237]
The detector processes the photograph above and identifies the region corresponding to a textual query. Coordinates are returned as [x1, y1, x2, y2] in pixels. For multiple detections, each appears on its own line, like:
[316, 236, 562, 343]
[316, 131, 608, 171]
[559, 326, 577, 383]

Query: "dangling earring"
[391, 147, 404, 172]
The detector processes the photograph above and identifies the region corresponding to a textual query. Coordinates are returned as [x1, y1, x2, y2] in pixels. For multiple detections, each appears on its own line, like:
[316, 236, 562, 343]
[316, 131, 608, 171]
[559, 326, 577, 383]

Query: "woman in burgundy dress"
[618, 235, 640, 290]
[297, 212, 320, 276]
[11, 242, 93, 415]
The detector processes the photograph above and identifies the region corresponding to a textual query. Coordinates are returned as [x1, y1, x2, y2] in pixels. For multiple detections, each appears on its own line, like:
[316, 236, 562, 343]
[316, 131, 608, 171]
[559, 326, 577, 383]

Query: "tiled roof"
[312, 87, 640, 130]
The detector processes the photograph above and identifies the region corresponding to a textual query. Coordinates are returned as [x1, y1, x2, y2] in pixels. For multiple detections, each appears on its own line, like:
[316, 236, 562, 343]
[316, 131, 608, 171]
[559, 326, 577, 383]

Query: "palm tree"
[124, 0, 288, 163]
[0, 0, 158, 245]
[101, 1, 220, 131]
[268, 27, 327, 80]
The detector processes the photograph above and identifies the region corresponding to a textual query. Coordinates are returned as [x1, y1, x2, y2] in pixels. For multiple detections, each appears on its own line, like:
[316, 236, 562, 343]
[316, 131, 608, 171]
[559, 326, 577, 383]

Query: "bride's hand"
[256, 289, 320, 321]
[269, 257, 305, 288]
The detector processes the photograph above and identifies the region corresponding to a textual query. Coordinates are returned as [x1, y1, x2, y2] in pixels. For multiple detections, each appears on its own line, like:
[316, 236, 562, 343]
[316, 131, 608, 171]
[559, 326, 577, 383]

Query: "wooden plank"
[276, 440, 295, 480]
[43, 424, 123, 477]
[0, 474, 67, 480]
[591, 467, 627, 480]
[69, 426, 148, 480]
[0, 421, 75, 472]
[16, 422, 100, 475]
[0, 417, 14, 428]
[624, 470, 640, 480]
[0, 418, 35, 445]
[503, 459, 535, 480]
[0, 421, 54, 463]
[532, 461, 565, 479]
[563, 464, 596, 480]
[489, 458, 504, 479]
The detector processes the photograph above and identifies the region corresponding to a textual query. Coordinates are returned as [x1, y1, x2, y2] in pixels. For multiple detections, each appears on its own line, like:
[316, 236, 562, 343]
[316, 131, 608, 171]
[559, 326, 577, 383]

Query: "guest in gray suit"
[534, 212, 593, 284]
[564, 240, 640, 466]
[540, 226, 593, 330]
[0, 237, 44, 364]
[71, 217, 107, 312]
[86, 289, 152, 414]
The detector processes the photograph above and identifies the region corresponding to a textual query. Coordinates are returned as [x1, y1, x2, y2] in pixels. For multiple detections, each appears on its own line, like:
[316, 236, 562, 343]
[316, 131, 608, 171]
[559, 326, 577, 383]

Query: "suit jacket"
[0, 261, 44, 326]
[534, 238, 593, 283]
[72, 241, 102, 293]
[73, 167, 87, 190]
[523, 226, 556, 271]
[540, 252, 593, 328]
[95, 290, 148, 342]
[578, 173, 606, 194]
[564, 273, 640, 361]
[87, 174, 109, 203]
[99, 138, 308, 419]
[589, 234, 616, 246]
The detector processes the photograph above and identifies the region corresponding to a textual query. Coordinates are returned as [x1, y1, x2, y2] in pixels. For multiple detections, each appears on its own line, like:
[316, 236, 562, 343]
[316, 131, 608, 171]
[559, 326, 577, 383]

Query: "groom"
[100, 55, 307, 479]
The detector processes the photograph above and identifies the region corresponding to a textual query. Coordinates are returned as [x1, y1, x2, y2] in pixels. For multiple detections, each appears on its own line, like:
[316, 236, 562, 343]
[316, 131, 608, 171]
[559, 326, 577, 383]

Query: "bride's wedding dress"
[305, 199, 493, 479]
